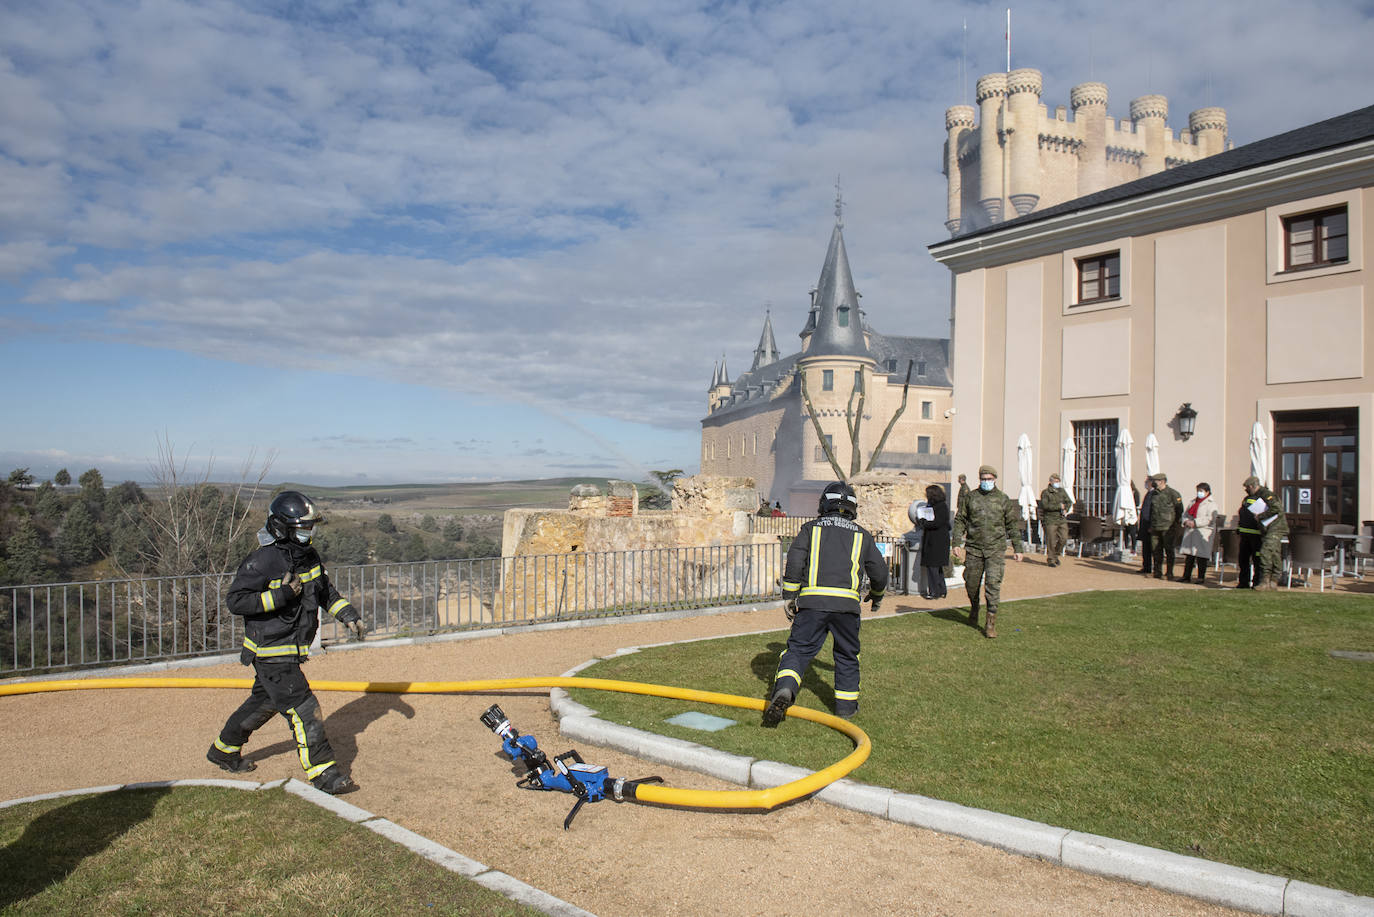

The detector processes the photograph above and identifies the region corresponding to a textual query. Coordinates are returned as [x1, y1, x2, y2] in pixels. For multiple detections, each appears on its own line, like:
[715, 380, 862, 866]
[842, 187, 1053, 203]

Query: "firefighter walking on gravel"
[764, 481, 888, 725]
[206, 491, 366, 794]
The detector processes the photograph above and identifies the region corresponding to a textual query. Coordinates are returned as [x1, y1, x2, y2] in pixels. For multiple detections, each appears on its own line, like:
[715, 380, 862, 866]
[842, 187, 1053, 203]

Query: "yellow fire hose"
[0, 675, 869, 810]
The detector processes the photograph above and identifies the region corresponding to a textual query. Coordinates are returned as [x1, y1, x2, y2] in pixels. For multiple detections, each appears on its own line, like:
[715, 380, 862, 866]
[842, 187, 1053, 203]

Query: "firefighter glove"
[867, 593, 882, 613]
[784, 600, 797, 622]
[348, 618, 368, 640]
[282, 571, 303, 596]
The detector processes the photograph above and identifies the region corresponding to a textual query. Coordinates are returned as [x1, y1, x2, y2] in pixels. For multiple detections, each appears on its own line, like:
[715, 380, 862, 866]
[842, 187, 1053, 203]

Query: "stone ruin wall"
[498, 476, 781, 621]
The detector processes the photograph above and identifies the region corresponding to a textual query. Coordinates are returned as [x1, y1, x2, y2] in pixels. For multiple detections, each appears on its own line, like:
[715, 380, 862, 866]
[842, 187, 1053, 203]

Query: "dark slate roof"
[869, 334, 951, 388]
[804, 220, 871, 358]
[943, 104, 1374, 243]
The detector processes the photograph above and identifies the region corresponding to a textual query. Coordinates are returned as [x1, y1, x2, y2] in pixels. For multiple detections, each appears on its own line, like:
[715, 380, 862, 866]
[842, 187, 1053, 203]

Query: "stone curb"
[0, 780, 596, 917]
[549, 647, 1374, 917]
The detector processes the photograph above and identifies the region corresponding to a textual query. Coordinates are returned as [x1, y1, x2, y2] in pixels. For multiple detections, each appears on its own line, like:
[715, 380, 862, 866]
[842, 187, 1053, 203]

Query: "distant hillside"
[274, 476, 616, 518]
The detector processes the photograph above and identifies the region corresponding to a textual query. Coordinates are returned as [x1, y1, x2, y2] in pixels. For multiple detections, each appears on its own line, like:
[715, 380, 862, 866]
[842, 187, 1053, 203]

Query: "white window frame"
[1266, 189, 1363, 285]
[1062, 236, 1132, 314]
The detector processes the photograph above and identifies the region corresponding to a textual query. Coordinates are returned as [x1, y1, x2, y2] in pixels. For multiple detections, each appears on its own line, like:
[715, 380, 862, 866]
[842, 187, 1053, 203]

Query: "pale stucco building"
[944, 70, 1232, 235]
[702, 209, 952, 514]
[929, 104, 1374, 535]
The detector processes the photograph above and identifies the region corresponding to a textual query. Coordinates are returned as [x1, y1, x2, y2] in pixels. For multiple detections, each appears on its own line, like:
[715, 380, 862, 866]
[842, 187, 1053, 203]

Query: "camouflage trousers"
[1258, 527, 1286, 584]
[963, 551, 1006, 610]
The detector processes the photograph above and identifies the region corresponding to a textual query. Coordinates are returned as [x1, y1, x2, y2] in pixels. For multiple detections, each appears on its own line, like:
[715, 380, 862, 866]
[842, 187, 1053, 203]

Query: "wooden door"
[1273, 410, 1359, 534]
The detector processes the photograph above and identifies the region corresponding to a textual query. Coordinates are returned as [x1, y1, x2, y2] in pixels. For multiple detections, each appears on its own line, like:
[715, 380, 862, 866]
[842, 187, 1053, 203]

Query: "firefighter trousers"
[214, 658, 338, 780]
[773, 609, 861, 711]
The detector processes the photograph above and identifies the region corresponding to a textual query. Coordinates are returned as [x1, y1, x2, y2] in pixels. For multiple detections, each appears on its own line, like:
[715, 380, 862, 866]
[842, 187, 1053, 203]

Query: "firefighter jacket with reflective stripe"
[780, 514, 889, 613]
[226, 542, 359, 664]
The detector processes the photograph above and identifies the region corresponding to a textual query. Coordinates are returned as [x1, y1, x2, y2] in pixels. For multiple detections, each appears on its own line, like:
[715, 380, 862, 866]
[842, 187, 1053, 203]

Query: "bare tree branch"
[799, 369, 847, 481]
[866, 360, 915, 472]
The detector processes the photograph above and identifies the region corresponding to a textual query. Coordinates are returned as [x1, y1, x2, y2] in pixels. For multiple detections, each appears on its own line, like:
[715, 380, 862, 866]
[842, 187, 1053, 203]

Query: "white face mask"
[1196, 491, 1207, 500]
[292, 525, 314, 545]
[979, 480, 994, 492]
[1050, 482, 1059, 489]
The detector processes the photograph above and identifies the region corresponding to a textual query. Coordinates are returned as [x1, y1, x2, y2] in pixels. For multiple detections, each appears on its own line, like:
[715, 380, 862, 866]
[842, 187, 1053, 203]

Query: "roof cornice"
[928, 140, 1374, 271]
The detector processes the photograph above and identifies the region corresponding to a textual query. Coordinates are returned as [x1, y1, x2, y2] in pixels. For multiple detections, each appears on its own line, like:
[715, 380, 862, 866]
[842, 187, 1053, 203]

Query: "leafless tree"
[800, 360, 914, 480]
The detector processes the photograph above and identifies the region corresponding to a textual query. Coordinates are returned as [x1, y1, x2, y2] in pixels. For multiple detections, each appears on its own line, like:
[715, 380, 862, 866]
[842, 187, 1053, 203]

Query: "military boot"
[984, 611, 997, 639]
[967, 601, 980, 628]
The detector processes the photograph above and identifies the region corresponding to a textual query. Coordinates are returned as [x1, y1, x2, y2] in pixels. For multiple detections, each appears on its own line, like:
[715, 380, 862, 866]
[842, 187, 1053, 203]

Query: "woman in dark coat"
[918, 484, 950, 599]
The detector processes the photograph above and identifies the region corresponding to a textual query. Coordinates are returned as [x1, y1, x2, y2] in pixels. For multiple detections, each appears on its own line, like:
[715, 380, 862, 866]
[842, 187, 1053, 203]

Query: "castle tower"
[1006, 68, 1043, 216]
[976, 72, 1008, 225]
[1189, 107, 1229, 158]
[1131, 94, 1169, 177]
[1071, 81, 1109, 198]
[751, 310, 781, 370]
[707, 356, 732, 412]
[944, 105, 976, 234]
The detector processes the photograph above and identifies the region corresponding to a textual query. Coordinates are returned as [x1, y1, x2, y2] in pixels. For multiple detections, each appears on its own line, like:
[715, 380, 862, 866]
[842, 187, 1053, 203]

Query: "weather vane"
[834, 174, 844, 228]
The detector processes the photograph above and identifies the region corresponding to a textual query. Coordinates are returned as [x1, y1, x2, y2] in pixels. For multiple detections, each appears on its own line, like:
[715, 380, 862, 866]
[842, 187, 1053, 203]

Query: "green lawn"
[570, 590, 1374, 897]
[0, 786, 540, 916]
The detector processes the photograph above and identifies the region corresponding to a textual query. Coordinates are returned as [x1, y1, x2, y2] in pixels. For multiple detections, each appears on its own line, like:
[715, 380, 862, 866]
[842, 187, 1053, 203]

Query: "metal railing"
[1, 542, 787, 677]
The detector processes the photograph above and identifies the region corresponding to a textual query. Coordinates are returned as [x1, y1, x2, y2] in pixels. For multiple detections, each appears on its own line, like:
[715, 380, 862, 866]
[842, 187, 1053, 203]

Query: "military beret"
[978, 464, 997, 477]
[1048, 473, 1061, 482]
[1242, 475, 1260, 488]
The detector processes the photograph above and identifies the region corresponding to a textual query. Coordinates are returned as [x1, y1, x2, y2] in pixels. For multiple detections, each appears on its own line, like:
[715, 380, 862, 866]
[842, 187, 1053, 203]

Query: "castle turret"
[799, 209, 871, 361]
[944, 105, 976, 234]
[1071, 81, 1108, 198]
[1189, 106, 1228, 158]
[1006, 68, 1043, 216]
[976, 72, 1008, 225]
[1130, 94, 1169, 177]
[751, 310, 780, 370]
[708, 356, 732, 412]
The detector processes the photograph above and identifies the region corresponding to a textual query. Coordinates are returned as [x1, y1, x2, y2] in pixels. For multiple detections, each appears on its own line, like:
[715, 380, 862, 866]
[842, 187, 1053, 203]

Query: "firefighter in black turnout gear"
[206, 491, 366, 794]
[764, 482, 888, 725]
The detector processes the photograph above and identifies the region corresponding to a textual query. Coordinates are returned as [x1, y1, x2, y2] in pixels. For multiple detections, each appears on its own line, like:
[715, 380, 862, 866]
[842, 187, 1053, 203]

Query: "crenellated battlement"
[944, 70, 1232, 234]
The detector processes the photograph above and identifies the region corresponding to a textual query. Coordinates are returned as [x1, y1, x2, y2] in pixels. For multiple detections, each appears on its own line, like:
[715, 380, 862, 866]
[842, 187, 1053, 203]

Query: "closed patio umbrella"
[1061, 436, 1076, 513]
[1144, 433, 1160, 478]
[1017, 433, 1037, 548]
[1250, 422, 1268, 487]
[1113, 429, 1137, 526]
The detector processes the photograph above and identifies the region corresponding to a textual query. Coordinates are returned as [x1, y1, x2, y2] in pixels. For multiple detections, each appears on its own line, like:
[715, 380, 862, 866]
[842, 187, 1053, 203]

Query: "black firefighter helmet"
[266, 490, 324, 545]
[818, 481, 858, 519]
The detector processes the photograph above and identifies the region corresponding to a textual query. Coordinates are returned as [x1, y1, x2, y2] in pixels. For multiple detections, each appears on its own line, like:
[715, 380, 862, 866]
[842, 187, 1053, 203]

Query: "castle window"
[916, 360, 926, 376]
[886, 358, 898, 373]
[837, 306, 850, 327]
[822, 369, 834, 391]
[917, 436, 931, 454]
[1075, 252, 1120, 304]
[1284, 206, 1348, 270]
[921, 401, 933, 419]
[854, 369, 862, 389]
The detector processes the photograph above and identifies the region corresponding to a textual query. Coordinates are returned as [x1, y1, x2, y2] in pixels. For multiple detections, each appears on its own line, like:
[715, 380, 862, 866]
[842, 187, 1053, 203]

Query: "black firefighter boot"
[984, 610, 998, 639]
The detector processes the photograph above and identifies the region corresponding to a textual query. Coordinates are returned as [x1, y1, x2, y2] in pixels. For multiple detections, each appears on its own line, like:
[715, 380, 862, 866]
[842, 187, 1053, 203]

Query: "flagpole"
[1006, 8, 1011, 73]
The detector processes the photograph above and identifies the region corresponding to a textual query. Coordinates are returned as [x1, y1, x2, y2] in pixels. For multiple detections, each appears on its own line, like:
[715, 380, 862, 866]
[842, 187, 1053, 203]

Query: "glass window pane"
[1324, 485, 1339, 514]
[1324, 435, 1355, 446]
[1341, 452, 1355, 474]
[1298, 453, 1312, 480]
[1326, 234, 1348, 262]
[1282, 453, 1295, 479]
[1281, 435, 1312, 447]
[1325, 452, 1339, 479]
[1283, 486, 1298, 513]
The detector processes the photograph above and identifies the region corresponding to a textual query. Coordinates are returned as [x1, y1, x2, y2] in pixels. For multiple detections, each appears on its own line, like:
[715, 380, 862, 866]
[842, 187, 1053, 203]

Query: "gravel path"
[2, 555, 1257, 916]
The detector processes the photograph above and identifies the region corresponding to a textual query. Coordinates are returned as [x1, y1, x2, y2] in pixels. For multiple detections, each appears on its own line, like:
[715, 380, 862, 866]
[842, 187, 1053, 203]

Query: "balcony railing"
[1, 543, 785, 678]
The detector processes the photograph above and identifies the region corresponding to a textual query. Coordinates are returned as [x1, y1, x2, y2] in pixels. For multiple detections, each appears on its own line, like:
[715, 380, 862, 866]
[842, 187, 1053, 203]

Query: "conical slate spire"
[751, 310, 780, 370]
[718, 354, 730, 386]
[709, 359, 720, 389]
[802, 213, 871, 359]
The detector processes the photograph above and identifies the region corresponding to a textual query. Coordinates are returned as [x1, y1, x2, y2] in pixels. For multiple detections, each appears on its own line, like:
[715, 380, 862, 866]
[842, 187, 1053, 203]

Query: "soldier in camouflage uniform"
[1243, 475, 1287, 589]
[955, 473, 970, 517]
[952, 465, 1023, 638]
[1038, 473, 1074, 567]
[1145, 472, 1184, 580]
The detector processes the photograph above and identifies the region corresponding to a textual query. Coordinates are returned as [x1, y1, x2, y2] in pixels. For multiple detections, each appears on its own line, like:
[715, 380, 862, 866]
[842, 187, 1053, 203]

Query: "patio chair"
[1076, 516, 1114, 558]
[1214, 529, 1240, 586]
[1350, 534, 1373, 580]
[1286, 531, 1337, 591]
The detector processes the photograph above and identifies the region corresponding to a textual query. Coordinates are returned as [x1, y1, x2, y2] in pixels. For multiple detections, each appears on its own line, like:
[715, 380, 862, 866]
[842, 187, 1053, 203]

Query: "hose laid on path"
[0, 675, 869, 810]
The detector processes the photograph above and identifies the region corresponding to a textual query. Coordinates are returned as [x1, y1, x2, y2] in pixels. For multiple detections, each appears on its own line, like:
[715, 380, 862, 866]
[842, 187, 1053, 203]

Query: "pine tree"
[56, 501, 101, 568]
[4, 518, 51, 585]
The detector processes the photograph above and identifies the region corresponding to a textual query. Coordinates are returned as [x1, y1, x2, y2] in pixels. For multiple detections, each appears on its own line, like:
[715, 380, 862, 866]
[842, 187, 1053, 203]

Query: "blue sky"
[3, 0, 1372, 486]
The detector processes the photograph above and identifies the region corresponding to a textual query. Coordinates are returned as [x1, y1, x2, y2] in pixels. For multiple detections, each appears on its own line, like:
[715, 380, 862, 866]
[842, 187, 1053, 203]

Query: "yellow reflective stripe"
[260, 590, 276, 612]
[287, 707, 334, 779]
[834, 689, 860, 700]
[849, 533, 862, 593]
[242, 638, 311, 658]
[798, 586, 861, 600]
[300, 565, 323, 583]
[328, 598, 350, 617]
[807, 526, 822, 588]
[779, 580, 800, 590]
[214, 738, 241, 753]
[775, 669, 801, 686]
[869, 587, 886, 598]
